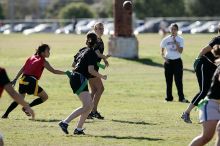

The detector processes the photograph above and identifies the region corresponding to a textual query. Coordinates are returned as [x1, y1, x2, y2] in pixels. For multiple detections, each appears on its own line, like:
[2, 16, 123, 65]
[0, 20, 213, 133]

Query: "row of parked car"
[0, 18, 219, 35]
[134, 19, 220, 35]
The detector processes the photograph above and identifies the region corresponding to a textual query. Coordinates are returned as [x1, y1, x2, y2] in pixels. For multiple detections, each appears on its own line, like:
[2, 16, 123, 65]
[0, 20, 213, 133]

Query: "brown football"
[123, 1, 132, 10]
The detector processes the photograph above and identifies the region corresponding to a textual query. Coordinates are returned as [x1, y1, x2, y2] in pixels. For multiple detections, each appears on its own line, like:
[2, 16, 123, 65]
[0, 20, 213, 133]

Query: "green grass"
[0, 33, 217, 146]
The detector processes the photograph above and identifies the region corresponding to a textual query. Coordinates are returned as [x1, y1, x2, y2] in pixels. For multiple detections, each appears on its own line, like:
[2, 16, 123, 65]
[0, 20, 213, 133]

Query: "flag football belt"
[76, 79, 88, 95]
[197, 97, 209, 109]
[97, 62, 105, 69]
[19, 75, 39, 96]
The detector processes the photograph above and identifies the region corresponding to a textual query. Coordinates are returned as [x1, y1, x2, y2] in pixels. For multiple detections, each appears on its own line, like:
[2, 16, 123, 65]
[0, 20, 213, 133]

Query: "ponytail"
[35, 44, 50, 55]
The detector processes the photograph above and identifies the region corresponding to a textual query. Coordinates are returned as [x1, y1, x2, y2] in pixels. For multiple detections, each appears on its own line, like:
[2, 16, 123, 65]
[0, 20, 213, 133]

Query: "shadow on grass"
[112, 119, 156, 125]
[90, 135, 163, 141]
[32, 119, 61, 122]
[124, 58, 194, 73]
[32, 118, 95, 123]
[66, 134, 163, 141]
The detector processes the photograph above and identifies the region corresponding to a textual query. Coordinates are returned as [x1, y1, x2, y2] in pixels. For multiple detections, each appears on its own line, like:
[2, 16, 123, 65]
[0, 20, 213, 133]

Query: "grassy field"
[0, 33, 217, 146]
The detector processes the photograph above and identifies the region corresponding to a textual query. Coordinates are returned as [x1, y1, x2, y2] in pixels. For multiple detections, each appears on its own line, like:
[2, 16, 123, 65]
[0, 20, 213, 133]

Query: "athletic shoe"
[165, 97, 173, 102]
[22, 107, 31, 116]
[92, 111, 104, 120]
[179, 99, 190, 103]
[73, 129, 85, 135]
[181, 112, 192, 123]
[1, 114, 8, 119]
[87, 113, 94, 119]
[58, 121, 69, 134]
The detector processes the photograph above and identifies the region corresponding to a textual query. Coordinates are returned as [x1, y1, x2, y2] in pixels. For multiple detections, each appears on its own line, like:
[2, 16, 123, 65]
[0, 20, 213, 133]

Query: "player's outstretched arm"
[95, 50, 110, 60]
[12, 66, 24, 86]
[88, 65, 107, 80]
[198, 45, 212, 57]
[44, 61, 65, 75]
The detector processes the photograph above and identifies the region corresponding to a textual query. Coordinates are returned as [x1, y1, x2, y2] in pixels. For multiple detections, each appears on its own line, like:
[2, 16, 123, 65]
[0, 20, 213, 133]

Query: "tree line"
[0, 0, 220, 20]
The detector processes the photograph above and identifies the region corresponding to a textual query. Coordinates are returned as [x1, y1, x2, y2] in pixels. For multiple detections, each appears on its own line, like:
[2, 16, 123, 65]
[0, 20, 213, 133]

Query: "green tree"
[1, 0, 39, 19]
[134, 0, 186, 18]
[46, 0, 71, 18]
[58, 3, 95, 19]
[0, 4, 4, 19]
[92, 0, 113, 18]
[185, 0, 220, 16]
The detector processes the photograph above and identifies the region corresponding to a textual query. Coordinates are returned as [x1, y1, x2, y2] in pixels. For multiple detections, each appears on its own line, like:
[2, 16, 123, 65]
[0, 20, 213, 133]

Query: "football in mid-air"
[123, 1, 132, 10]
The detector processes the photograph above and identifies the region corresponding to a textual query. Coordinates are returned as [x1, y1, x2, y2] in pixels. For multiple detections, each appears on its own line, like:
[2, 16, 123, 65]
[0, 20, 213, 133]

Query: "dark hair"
[213, 45, 220, 56]
[170, 23, 179, 30]
[35, 44, 50, 55]
[86, 32, 97, 48]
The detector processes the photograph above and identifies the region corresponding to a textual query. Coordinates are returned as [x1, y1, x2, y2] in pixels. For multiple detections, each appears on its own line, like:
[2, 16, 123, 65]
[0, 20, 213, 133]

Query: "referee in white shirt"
[160, 23, 189, 103]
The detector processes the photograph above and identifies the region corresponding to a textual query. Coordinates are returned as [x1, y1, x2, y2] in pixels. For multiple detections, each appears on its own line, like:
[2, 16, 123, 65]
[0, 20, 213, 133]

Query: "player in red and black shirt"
[59, 32, 107, 135]
[2, 44, 66, 118]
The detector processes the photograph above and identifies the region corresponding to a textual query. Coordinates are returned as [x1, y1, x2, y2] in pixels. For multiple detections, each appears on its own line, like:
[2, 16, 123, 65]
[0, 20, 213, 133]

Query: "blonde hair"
[93, 22, 103, 31]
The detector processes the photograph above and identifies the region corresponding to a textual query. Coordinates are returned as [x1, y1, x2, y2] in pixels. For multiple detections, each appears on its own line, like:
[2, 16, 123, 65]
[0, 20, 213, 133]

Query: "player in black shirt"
[189, 64, 220, 146]
[182, 27, 220, 123]
[88, 22, 110, 119]
[58, 32, 107, 135]
[0, 67, 34, 146]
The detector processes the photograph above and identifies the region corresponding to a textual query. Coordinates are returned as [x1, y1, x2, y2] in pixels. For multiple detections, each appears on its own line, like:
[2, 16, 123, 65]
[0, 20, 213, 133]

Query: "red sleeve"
[0, 68, 11, 97]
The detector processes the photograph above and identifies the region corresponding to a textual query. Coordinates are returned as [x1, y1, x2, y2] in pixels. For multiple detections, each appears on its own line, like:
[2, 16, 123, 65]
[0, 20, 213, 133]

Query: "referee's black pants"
[191, 58, 216, 106]
[164, 58, 184, 101]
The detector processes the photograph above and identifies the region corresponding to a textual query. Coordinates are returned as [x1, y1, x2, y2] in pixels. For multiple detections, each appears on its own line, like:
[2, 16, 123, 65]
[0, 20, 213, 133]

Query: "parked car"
[0, 24, 11, 33]
[75, 20, 97, 34]
[208, 22, 220, 33]
[191, 21, 218, 34]
[55, 23, 74, 34]
[134, 19, 164, 34]
[170, 21, 191, 34]
[103, 22, 114, 35]
[14, 23, 35, 33]
[178, 21, 204, 34]
[23, 23, 58, 35]
[75, 19, 91, 34]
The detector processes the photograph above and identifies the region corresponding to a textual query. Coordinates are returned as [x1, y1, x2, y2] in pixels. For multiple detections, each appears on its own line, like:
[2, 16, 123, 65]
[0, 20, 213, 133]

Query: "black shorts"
[69, 72, 88, 95]
[18, 75, 43, 96]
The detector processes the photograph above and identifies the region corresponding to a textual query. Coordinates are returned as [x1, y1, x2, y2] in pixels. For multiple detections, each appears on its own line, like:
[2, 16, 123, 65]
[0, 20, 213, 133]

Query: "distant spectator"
[160, 23, 189, 103]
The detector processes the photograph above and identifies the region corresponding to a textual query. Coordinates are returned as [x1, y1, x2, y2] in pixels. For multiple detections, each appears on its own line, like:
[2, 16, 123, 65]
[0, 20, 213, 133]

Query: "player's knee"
[83, 100, 93, 112]
[41, 94, 48, 102]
